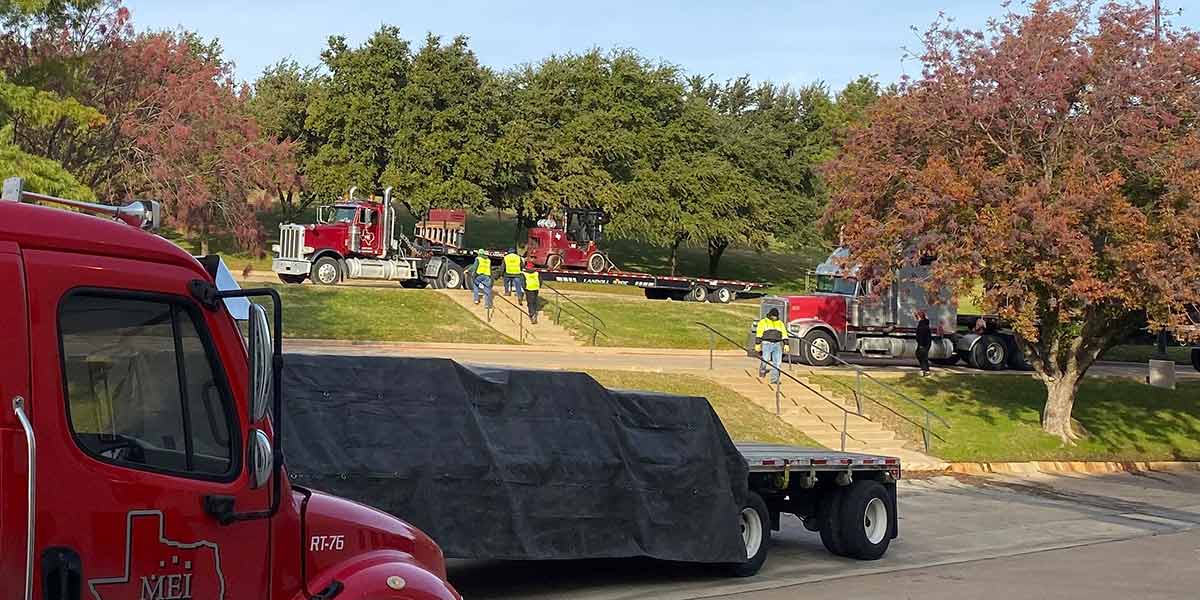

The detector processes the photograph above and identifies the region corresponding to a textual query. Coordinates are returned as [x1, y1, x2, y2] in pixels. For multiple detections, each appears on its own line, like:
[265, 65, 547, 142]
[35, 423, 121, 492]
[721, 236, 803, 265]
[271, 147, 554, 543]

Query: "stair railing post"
[841, 410, 848, 452]
[855, 370, 864, 414]
[774, 377, 781, 416]
[923, 412, 932, 453]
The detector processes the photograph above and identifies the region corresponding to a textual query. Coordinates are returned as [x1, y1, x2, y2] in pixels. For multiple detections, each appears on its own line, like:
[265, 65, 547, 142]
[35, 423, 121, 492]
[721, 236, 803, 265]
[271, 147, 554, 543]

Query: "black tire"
[803, 330, 837, 367]
[440, 264, 465, 290]
[931, 355, 959, 366]
[546, 254, 564, 270]
[686, 286, 708, 302]
[836, 480, 894, 560]
[310, 256, 341, 285]
[707, 287, 734, 304]
[586, 252, 607, 273]
[971, 335, 1008, 371]
[400, 279, 428, 289]
[277, 273, 306, 285]
[723, 491, 770, 577]
[1192, 348, 1200, 373]
[1007, 338, 1032, 370]
[818, 485, 847, 556]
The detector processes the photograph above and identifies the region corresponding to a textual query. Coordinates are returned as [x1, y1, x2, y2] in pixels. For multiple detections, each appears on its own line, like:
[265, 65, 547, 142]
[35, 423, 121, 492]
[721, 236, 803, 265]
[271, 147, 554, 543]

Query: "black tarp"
[281, 354, 749, 563]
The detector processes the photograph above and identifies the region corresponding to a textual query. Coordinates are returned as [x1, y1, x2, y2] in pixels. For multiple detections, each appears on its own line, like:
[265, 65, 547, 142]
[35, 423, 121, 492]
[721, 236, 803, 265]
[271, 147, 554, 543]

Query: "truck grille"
[278, 224, 306, 260]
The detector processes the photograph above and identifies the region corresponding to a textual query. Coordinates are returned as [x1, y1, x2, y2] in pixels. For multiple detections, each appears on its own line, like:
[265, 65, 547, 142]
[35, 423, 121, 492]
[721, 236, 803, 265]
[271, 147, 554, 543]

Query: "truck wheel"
[277, 274, 306, 285]
[311, 256, 341, 285]
[1007, 340, 1032, 371]
[1193, 348, 1200, 372]
[836, 480, 894, 560]
[547, 254, 564, 270]
[818, 485, 847, 556]
[440, 264, 465, 290]
[803, 330, 837, 367]
[724, 491, 770, 577]
[586, 252, 607, 273]
[644, 289, 669, 300]
[971, 335, 1007, 371]
[707, 287, 734, 304]
[687, 286, 708, 302]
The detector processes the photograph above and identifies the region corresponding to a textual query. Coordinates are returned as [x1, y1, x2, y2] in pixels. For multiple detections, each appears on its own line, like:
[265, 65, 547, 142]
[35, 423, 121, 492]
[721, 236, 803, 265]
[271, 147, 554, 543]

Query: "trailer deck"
[538, 268, 767, 302]
[736, 443, 901, 475]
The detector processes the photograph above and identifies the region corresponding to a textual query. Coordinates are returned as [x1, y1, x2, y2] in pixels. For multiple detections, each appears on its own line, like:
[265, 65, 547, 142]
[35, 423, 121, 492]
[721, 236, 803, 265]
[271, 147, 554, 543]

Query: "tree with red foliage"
[113, 31, 296, 252]
[825, 1, 1200, 442]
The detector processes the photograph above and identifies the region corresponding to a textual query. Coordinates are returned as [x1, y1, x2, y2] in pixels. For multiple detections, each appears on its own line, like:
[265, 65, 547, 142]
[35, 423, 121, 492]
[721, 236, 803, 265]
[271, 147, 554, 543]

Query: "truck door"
[24, 249, 270, 599]
[358, 207, 381, 256]
[0, 242, 31, 596]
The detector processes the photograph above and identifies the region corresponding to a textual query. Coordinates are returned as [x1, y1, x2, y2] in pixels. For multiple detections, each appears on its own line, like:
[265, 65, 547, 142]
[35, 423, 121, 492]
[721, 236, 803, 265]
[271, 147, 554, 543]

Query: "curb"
[904, 460, 1200, 476]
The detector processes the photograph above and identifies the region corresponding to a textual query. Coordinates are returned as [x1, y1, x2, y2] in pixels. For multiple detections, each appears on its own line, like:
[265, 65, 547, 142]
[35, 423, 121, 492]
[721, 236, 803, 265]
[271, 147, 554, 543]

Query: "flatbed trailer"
[538, 267, 768, 303]
[733, 442, 900, 574]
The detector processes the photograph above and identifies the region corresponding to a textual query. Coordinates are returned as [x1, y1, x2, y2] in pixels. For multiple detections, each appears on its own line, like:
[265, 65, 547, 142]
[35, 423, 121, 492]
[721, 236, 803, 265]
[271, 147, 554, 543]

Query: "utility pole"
[1155, 0, 1162, 42]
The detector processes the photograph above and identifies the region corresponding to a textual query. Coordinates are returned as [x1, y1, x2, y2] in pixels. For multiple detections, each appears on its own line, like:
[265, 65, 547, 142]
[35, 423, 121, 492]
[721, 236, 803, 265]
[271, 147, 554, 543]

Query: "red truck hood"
[785, 294, 848, 331]
[302, 489, 448, 582]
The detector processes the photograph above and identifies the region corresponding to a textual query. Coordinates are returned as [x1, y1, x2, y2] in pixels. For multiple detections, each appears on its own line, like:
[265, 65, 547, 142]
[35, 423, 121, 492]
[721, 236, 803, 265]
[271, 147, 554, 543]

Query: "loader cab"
[564, 208, 608, 244]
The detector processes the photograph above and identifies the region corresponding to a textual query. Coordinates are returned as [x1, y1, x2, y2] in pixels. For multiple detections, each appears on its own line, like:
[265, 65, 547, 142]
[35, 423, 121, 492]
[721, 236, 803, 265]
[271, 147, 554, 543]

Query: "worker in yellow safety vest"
[755, 308, 789, 384]
[522, 261, 541, 323]
[503, 248, 525, 304]
[468, 249, 493, 309]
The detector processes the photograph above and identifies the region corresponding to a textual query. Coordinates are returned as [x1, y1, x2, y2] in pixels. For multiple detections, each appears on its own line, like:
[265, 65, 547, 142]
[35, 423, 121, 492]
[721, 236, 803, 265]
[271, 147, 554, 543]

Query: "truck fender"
[954, 332, 984, 354]
[295, 550, 460, 600]
[787, 319, 838, 350]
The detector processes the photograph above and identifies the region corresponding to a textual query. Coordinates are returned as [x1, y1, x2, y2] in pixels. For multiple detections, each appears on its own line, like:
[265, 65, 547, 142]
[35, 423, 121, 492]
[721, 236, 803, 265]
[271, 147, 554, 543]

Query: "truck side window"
[59, 293, 237, 479]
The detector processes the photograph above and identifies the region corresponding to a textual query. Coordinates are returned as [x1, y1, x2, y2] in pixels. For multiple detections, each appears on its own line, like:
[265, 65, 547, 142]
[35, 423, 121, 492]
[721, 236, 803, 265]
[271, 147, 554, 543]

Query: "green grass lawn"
[261, 284, 514, 344]
[547, 295, 759, 348]
[812, 374, 1200, 463]
[586, 370, 819, 446]
[1102, 344, 1193, 366]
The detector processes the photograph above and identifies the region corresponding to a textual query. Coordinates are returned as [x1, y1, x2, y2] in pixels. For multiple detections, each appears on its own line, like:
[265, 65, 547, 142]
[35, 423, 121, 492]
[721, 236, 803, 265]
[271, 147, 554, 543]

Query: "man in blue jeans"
[467, 249, 494, 309]
[755, 308, 790, 384]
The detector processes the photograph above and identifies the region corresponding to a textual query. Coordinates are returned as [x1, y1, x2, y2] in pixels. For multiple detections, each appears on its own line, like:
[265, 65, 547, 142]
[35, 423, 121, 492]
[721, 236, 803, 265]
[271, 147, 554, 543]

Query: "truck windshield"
[816, 275, 858, 295]
[331, 206, 358, 223]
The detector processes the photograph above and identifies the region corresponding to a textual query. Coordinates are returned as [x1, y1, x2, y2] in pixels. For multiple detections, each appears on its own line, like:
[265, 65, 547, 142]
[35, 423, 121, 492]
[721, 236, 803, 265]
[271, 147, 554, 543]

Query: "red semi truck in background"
[0, 179, 460, 599]
[754, 248, 1028, 371]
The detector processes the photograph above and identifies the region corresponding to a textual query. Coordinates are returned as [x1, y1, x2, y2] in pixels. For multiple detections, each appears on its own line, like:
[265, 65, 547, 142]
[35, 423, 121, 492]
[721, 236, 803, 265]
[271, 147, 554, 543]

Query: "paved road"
[286, 338, 1199, 381]
[447, 471, 1200, 600]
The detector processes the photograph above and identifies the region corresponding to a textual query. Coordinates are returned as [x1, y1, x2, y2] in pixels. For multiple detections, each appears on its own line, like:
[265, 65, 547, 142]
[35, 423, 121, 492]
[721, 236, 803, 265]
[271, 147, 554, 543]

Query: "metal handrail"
[693, 323, 866, 452]
[713, 319, 949, 452]
[542, 283, 608, 346]
[483, 290, 538, 344]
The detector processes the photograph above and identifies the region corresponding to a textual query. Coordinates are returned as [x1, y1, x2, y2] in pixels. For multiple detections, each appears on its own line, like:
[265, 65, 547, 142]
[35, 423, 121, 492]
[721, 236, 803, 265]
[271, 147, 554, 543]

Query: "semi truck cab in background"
[1, 179, 459, 600]
[754, 248, 1028, 371]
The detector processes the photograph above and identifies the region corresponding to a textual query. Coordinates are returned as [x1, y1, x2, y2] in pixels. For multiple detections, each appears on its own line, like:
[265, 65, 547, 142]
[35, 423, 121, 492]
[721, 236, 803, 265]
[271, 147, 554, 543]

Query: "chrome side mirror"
[248, 429, 272, 489]
[247, 303, 273, 423]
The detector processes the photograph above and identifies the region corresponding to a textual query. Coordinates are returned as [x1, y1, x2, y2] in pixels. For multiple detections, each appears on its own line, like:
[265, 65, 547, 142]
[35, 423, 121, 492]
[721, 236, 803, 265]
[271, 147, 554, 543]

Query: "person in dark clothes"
[915, 309, 932, 376]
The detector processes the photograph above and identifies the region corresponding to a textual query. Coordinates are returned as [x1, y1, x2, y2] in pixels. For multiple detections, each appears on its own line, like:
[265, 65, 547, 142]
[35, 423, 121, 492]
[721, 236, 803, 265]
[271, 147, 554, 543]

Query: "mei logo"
[310, 534, 345, 552]
[88, 510, 224, 600]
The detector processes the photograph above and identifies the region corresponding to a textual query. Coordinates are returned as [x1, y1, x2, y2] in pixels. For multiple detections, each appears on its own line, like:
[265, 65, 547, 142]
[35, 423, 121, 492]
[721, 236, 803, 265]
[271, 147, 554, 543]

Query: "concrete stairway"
[439, 289, 580, 347]
[708, 368, 938, 465]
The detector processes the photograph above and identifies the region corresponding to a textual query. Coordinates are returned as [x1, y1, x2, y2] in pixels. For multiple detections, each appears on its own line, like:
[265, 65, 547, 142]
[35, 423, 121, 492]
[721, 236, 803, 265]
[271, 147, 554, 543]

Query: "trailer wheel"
[687, 286, 708, 302]
[971, 335, 1007, 371]
[644, 289, 669, 300]
[707, 287, 734, 304]
[931, 355, 959, 366]
[836, 480, 894, 560]
[803, 330, 837, 367]
[724, 491, 770, 577]
[817, 485, 846, 556]
[586, 252, 607, 273]
[1193, 348, 1200, 373]
[547, 254, 564, 270]
[277, 274, 306, 285]
[311, 256, 341, 285]
[1006, 339, 1032, 371]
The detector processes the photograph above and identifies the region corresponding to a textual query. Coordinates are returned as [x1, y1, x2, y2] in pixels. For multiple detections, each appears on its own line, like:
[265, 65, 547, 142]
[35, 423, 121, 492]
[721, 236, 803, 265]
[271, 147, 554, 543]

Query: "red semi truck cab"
[1, 180, 459, 600]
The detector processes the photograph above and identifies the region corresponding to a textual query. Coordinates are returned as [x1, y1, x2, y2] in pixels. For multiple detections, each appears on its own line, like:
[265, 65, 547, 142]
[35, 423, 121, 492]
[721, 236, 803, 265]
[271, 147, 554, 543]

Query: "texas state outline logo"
[88, 510, 225, 600]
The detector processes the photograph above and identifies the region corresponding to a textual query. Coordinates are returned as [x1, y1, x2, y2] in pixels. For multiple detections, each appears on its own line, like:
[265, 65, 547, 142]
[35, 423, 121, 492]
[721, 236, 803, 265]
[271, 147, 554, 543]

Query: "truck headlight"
[271, 244, 281, 253]
[303, 246, 315, 254]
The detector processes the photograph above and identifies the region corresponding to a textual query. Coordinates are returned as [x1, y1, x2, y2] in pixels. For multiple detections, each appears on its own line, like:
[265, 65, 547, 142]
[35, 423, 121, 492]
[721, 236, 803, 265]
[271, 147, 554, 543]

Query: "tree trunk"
[707, 238, 728, 276]
[200, 238, 210, 256]
[1039, 364, 1086, 442]
[669, 240, 681, 276]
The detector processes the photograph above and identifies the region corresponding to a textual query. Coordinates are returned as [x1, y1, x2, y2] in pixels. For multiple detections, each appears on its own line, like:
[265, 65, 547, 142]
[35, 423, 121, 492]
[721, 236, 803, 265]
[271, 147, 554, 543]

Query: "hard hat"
[476, 249, 486, 256]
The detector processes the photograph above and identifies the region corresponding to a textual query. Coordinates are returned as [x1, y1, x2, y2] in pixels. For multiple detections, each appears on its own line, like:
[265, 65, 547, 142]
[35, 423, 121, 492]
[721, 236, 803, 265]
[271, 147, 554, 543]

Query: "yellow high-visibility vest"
[524, 271, 541, 291]
[504, 253, 522, 274]
[755, 318, 788, 343]
[476, 256, 492, 275]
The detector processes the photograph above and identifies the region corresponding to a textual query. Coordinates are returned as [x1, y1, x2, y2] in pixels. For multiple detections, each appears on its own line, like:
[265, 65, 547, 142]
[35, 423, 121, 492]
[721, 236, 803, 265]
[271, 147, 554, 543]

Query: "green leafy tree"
[0, 76, 100, 198]
[249, 58, 322, 219]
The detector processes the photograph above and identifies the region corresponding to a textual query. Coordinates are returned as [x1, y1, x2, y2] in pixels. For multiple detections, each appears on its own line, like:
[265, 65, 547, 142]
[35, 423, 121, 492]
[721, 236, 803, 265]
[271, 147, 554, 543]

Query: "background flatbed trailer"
[538, 267, 768, 303]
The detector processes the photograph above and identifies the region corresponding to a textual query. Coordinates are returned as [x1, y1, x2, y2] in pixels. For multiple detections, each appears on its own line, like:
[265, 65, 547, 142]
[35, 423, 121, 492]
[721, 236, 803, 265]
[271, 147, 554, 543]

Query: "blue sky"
[124, 1, 1197, 91]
